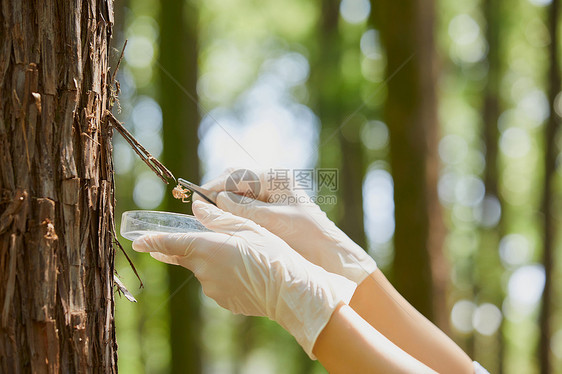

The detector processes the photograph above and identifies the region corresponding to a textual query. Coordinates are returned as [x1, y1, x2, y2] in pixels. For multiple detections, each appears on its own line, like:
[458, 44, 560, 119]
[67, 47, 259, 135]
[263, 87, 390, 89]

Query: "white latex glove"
[473, 362, 490, 374]
[195, 169, 377, 284]
[132, 200, 357, 358]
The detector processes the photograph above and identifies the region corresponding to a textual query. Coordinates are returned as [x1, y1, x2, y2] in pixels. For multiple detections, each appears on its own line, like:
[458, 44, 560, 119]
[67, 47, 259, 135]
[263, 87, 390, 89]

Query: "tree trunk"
[0, 1, 117, 372]
[158, 1, 202, 373]
[482, 0, 501, 204]
[478, 0, 505, 371]
[372, 0, 449, 330]
[539, 1, 560, 373]
[339, 130, 368, 249]
[313, 0, 343, 223]
[313, 0, 367, 249]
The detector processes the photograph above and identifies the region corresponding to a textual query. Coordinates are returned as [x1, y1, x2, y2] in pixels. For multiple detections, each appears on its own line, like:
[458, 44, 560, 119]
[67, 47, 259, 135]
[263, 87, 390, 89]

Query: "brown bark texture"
[0, 1, 117, 372]
[372, 0, 449, 330]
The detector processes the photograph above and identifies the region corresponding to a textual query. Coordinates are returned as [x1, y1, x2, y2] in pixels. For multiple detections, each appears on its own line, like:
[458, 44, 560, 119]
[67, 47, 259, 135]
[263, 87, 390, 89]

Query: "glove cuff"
[336, 240, 378, 284]
[274, 267, 357, 359]
[341, 255, 378, 285]
[473, 361, 490, 374]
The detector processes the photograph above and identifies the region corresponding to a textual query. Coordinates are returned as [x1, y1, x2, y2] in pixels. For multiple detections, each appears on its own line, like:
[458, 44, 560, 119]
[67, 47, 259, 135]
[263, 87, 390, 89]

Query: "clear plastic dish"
[120, 210, 210, 241]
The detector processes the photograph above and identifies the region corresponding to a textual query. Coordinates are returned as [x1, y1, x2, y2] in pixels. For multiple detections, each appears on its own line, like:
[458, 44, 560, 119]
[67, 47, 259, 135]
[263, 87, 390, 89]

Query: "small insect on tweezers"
[172, 183, 192, 203]
[172, 178, 217, 206]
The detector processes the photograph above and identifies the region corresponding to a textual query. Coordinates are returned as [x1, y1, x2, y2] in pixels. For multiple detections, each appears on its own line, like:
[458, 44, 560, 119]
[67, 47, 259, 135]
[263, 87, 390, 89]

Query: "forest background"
[110, 0, 562, 373]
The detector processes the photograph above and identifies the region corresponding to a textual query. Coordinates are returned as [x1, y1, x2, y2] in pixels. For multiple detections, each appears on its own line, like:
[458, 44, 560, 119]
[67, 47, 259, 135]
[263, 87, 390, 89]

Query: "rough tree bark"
[158, 1, 202, 373]
[372, 0, 449, 329]
[539, 0, 560, 373]
[0, 1, 117, 372]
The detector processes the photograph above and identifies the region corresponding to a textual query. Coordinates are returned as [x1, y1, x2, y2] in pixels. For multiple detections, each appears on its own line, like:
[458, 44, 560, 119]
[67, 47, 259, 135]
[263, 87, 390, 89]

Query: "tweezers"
[178, 178, 217, 206]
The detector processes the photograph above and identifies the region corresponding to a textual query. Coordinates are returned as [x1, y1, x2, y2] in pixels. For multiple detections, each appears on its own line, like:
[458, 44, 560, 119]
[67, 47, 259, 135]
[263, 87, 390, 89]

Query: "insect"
[172, 184, 192, 203]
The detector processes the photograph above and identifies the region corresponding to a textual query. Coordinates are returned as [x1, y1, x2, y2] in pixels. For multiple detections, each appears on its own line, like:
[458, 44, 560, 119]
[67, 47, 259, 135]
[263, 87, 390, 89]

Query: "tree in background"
[158, 0, 202, 373]
[0, 1, 117, 372]
[313, 0, 368, 249]
[305, 4, 347, 373]
[311, 0, 344, 221]
[476, 0, 506, 371]
[371, 0, 449, 329]
[540, 0, 560, 373]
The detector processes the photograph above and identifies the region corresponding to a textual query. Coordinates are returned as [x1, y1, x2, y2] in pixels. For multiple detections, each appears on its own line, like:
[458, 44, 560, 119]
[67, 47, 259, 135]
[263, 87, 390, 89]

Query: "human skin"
[313, 303, 436, 374]
[349, 270, 474, 374]
[195, 170, 475, 373]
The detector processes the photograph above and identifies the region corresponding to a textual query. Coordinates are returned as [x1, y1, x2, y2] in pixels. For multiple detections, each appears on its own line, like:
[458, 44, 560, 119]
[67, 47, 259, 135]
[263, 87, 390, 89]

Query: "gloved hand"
[195, 169, 377, 284]
[132, 200, 357, 358]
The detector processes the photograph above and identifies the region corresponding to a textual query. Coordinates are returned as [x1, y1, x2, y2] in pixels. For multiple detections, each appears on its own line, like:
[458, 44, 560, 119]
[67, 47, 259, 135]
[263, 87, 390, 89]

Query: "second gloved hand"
[196, 169, 377, 284]
[132, 200, 357, 358]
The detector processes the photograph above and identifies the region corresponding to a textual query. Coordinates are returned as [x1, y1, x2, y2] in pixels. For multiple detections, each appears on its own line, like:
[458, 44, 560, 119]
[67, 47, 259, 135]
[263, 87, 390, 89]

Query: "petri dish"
[120, 210, 211, 241]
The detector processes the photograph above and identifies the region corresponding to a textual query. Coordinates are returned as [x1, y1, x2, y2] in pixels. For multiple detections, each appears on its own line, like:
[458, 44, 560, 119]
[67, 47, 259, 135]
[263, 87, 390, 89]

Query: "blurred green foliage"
[111, 0, 562, 373]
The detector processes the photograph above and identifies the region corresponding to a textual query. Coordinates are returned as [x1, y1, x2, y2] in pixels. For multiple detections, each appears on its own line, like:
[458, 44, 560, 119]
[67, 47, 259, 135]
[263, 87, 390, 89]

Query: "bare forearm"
[350, 270, 474, 373]
[313, 303, 436, 374]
